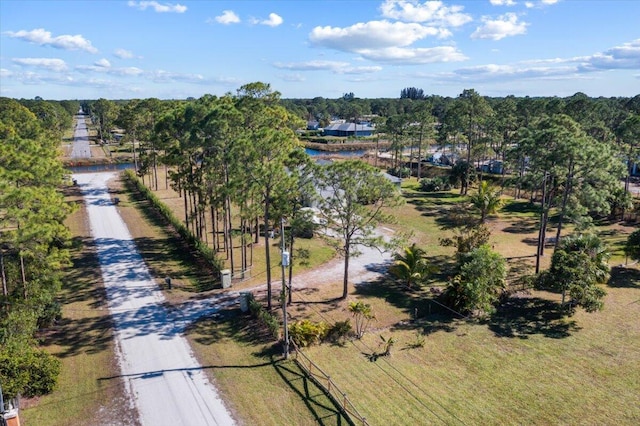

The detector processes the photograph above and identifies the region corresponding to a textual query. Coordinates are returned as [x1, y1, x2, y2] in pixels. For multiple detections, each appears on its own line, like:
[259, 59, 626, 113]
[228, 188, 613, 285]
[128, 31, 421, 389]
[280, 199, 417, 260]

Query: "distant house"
[382, 172, 403, 188]
[307, 120, 320, 130]
[479, 160, 504, 174]
[322, 122, 375, 137]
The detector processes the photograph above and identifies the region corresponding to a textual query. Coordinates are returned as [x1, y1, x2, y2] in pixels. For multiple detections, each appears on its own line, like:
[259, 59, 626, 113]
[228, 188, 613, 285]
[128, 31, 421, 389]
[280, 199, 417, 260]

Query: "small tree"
[443, 244, 507, 316]
[625, 229, 640, 265]
[544, 233, 609, 313]
[389, 243, 436, 288]
[440, 224, 491, 262]
[469, 180, 503, 223]
[348, 301, 375, 339]
[318, 160, 403, 299]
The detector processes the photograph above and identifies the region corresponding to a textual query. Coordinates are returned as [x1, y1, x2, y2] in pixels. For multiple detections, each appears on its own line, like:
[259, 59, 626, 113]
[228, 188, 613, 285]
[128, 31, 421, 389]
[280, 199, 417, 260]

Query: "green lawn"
[26, 172, 639, 425]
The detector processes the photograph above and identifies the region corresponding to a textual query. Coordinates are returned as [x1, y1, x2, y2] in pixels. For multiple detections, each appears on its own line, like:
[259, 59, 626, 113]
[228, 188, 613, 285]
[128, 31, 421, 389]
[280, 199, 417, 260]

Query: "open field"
[29, 132, 640, 425]
[123, 165, 640, 425]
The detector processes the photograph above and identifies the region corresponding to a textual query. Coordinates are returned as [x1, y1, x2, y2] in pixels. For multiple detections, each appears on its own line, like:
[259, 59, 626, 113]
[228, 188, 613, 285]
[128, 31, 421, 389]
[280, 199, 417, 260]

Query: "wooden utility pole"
[280, 218, 290, 359]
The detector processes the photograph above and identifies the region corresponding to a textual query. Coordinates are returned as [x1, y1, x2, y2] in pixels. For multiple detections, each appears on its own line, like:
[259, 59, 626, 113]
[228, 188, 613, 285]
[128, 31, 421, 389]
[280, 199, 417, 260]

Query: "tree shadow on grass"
[39, 236, 115, 358]
[487, 297, 581, 339]
[502, 218, 538, 234]
[122, 177, 219, 292]
[608, 266, 640, 289]
[42, 314, 115, 358]
[501, 200, 540, 215]
[272, 359, 351, 425]
[354, 277, 433, 318]
[187, 314, 350, 425]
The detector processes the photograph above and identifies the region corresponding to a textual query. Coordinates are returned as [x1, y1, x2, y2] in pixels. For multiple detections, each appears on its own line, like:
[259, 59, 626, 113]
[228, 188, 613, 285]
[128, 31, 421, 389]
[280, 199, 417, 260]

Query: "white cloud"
[114, 48, 134, 59]
[279, 73, 306, 82]
[76, 63, 144, 76]
[213, 10, 240, 25]
[273, 60, 382, 74]
[251, 13, 283, 27]
[525, 0, 559, 8]
[435, 38, 640, 84]
[309, 19, 465, 65]
[5, 28, 98, 53]
[471, 13, 528, 40]
[274, 60, 351, 71]
[127, 1, 187, 13]
[112, 67, 145, 76]
[578, 39, 640, 71]
[147, 70, 206, 84]
[342, 65, 384, 74]
[310, 20, 448, 52]
[0, 68, 12, 78]
[95, 58, 111, 68]
[12, 57, 68, 72]
[379, 0, 472, 26]
[444, 63, 575, 82]
[358, 45, 467, 63]
[490, 0, 516, 5]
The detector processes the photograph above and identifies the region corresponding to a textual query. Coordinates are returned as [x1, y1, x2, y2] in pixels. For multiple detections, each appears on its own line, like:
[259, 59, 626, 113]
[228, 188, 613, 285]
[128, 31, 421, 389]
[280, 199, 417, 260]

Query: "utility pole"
[535, 171, 548, 274]
[280, 218, 290, 359]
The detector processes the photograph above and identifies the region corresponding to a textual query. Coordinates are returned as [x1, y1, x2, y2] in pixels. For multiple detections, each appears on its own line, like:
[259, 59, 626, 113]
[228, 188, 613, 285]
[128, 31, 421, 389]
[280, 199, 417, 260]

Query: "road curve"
[74, 172, 235, 426]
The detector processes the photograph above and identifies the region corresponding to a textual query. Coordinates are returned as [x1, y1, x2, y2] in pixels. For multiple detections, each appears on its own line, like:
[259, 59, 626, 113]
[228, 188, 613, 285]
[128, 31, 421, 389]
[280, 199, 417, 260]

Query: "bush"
[245, 293, 280, 340]
[37, 299, 62, 328]
[388, 166, 411, 178]
[325, 320, 353, 344]
[288, 320, 328, 347]
[420, 176, 452, 192]
[0, 346, 61, 398]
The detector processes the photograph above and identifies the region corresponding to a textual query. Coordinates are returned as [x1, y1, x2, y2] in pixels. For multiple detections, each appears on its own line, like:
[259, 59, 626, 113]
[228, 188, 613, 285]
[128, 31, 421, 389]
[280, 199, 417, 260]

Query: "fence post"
[343, 392, 348, 410]
[327, 376, 331, 393]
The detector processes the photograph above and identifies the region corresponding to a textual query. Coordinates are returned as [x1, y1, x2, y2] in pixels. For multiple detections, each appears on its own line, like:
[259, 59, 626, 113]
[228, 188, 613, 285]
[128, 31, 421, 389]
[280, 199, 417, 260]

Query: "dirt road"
[74, 171, 235, 425]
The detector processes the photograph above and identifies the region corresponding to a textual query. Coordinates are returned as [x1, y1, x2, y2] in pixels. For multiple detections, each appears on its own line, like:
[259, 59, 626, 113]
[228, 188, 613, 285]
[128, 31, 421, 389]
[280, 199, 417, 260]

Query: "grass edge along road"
[20, 183, 138, 426]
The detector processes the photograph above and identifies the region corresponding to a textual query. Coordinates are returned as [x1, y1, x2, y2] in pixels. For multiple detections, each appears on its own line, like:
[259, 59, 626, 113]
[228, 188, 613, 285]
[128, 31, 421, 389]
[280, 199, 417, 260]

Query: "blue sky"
[1, 0, 638, 100]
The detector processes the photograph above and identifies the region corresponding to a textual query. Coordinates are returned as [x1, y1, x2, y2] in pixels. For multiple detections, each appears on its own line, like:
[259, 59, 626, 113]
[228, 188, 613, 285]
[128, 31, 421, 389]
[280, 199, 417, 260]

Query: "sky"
[1, 0, 639, 100]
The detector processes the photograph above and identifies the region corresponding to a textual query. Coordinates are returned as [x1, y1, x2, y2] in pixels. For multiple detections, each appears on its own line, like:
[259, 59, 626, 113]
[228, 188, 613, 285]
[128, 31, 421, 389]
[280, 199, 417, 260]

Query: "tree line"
[82, 87, 639, 316]
[1, 97, 77, 399]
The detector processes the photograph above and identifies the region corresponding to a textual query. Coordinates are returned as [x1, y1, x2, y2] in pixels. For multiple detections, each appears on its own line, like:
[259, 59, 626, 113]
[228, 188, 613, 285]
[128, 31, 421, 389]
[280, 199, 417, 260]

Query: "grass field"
[26, 153, 640, 425]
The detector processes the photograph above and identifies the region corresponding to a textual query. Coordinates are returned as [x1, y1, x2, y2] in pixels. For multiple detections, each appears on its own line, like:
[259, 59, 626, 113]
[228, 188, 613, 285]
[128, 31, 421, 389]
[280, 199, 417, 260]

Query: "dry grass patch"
[299, 270, 640, 425]
[186, 311, 350, 426]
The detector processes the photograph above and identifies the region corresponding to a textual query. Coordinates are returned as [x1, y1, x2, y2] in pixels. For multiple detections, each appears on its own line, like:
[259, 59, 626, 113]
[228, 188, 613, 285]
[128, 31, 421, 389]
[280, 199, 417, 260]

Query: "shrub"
[288, 320, 328, 347]
[325, 320, 353, 344]
[388, 166, 411, 178]
[420, 176, 451, 192]
[245, 293, 280, 340]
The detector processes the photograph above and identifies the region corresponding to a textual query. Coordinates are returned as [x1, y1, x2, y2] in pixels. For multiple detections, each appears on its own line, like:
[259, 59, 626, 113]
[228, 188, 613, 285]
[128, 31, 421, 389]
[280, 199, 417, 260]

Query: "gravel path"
[70, 115, 91, 158]
[75, 172, 235, 426]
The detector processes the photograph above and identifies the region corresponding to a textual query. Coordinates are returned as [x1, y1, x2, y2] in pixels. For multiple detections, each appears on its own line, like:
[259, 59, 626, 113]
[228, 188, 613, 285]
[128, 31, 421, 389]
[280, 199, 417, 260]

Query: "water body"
[67, 162, 136, 174]
[67, 149, 365, 174]
[305, 147, 367, 157]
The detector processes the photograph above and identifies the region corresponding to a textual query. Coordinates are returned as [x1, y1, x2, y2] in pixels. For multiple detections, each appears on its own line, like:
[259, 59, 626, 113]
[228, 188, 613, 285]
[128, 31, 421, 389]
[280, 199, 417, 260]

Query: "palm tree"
[469, 180, 503, 223]
[389, 243, 436, 288]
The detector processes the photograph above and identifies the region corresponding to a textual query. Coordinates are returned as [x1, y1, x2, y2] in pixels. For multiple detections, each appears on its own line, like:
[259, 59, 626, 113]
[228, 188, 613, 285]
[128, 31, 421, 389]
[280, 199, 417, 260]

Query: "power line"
[291, 289, 469, 425]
